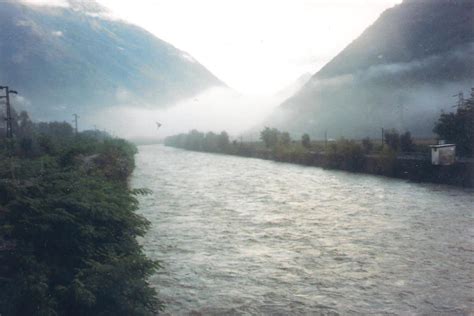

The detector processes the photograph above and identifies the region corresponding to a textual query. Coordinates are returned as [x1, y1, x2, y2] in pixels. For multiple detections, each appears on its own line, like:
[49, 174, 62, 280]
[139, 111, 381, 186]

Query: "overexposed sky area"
[94, 0, 402, 95]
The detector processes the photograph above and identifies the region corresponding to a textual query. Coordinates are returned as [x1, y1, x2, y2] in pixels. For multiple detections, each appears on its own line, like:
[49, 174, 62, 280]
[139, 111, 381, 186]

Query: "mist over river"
[132, 144, 474, 315]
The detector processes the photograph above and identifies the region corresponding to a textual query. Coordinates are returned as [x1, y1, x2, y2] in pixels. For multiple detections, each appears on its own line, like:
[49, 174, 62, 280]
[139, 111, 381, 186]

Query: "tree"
[260, 127, 280, 148]
[326, 138, 365, 171]
[203, 132, 218, 152]
[217, 131, 230, 151]
[361, 137, 373, 153]
[400, 131, 414, 152]
[301, 134, 311, 149]
[186, 130, 205, 151]
[280, 132, 291, 146]
[384, 129, 400, 151]
[0, 111, 161, 314]
[382, 129, 414, 153]
[0, 168, 161, 315]
[433, 92, 473, 157]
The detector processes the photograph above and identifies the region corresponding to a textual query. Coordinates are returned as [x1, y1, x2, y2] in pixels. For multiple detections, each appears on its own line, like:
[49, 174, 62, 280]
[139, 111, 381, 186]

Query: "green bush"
[0, 113, 161, 315]
[326, 139, 365, 171]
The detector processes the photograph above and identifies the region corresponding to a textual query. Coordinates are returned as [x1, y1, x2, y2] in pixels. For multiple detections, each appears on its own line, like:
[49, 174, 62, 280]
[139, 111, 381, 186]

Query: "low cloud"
[89, 87, 285, 140]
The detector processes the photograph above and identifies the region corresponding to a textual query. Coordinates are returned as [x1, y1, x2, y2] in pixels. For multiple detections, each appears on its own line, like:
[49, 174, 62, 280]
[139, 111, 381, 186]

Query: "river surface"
[132, 144, 474, 315]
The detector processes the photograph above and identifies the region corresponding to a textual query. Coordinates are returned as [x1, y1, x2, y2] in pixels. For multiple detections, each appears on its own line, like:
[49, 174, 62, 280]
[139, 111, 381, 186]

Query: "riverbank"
[164, 141, 473, 188]
[0, 116, 161, 315]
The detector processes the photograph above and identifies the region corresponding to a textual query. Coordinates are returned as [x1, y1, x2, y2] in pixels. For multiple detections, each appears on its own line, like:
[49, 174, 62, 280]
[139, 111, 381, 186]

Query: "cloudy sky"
[91, 0, 402, 95]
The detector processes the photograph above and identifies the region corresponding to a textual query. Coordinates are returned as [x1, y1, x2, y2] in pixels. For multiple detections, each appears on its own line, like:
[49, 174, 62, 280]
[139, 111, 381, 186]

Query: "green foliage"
[384, 129, 414, 152]
[400, 131, 414, 152]
[433, 92, 473, 157]
[273, 143, 311, 164]
[260, 127, 280, 148]
[326, 139, 365, 171]
[375, 147, 398, 175]
[0, 112, 161, 315]
[361, 137, 374, 153]
[280, 132, 291, 146]
[384, 129, 400, 151]
[0, 170, 160, 315]
[301, 134, 311, 149]
[260, 127, 292, 148]
[165, 129, 231, 154]
[218, 131, 230, 151]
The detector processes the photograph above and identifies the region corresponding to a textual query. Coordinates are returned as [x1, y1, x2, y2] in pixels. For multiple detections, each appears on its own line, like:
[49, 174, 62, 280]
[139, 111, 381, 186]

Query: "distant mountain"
[266, 0, 474, 138]
[274, 72, 312, 100]
[0, 0, 224, 122]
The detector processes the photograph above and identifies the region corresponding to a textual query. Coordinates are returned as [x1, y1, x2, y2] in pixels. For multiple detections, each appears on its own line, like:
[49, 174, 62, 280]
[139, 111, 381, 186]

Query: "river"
[132, 144, 474, 315]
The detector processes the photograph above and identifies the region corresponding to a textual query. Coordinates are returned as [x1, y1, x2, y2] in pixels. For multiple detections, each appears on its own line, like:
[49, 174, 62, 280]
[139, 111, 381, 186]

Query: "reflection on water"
[132, 145, 474, 315]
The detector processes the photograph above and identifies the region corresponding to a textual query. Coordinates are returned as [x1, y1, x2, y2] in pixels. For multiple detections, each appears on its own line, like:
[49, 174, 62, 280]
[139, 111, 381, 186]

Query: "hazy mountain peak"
[0, 0, 224, 123]
[266, 0, 474, 138]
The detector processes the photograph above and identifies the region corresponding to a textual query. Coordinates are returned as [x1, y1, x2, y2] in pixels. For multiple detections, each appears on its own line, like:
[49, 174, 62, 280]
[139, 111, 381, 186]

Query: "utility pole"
[0, 86, 18, 139]
[72, 114, 79, 135]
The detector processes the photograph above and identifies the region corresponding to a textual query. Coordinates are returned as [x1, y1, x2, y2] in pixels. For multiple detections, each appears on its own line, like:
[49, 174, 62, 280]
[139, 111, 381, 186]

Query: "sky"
[92, 0, 402, 96]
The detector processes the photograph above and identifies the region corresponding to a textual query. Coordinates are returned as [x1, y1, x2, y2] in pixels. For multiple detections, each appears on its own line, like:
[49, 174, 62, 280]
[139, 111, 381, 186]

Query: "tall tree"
[301, 134, 311, 149]
[434, 89, 474, 157]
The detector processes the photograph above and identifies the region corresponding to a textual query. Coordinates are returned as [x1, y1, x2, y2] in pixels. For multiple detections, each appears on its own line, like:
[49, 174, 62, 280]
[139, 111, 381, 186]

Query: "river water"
[132, 144, 474, 315]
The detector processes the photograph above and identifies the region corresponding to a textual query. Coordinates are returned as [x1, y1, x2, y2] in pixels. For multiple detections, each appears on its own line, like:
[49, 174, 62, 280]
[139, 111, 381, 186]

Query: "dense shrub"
[301, 134, 311, 149]
[0, 113, 161, 315]
[433, 92, 473, 157]
[326, 139, 366, 171]
[165, 129, 231, 154]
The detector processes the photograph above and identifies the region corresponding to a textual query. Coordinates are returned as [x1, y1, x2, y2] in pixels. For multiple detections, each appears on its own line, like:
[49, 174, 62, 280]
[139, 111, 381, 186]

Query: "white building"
[429, 144, 456, 165]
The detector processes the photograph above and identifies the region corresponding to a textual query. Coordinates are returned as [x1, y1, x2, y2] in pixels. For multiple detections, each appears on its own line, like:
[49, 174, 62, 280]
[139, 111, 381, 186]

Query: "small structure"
[429, 144, 456, 165]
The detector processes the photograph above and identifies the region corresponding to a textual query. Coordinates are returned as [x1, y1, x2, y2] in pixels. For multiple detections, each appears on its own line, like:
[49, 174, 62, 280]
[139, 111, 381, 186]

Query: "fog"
[89, 86, 294, 141]
[263, 43, 474, 139]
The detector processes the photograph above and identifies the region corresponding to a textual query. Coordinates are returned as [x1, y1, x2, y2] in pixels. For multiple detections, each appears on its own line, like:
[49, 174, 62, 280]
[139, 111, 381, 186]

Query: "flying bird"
[156, 122, 162, 129]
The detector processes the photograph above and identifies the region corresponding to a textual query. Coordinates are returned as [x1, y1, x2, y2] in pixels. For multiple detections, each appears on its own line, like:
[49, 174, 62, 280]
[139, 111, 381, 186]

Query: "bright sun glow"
[95, 0, 402, 95]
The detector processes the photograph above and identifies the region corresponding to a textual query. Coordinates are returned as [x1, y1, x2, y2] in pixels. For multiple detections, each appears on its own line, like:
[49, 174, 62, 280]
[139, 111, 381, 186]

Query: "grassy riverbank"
[164, 97, 473, 188]
[0, 112, 161, 315]
[164, 130, 473, 188]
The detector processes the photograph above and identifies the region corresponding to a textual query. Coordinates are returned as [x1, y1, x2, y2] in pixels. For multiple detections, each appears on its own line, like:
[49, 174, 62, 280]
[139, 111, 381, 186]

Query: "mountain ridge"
[0, 0, 225, 122]
[268, 0, 474, 138]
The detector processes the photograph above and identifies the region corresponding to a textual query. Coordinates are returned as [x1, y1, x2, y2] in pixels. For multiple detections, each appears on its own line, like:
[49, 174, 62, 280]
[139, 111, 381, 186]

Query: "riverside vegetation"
[165, 90, 474, 187]
[0, 111, 162, 315]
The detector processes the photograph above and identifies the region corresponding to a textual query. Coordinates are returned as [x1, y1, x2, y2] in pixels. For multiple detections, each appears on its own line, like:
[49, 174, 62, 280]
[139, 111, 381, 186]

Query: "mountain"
[266, 0, 474, 138]
[274, 72, 312, 100]
[0, 0, 224, 122]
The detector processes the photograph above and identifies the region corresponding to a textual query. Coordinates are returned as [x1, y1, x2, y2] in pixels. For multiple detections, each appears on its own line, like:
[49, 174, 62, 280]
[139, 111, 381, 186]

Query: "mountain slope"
[268, 0, 474, 138]
[0, 0, 224, 122]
